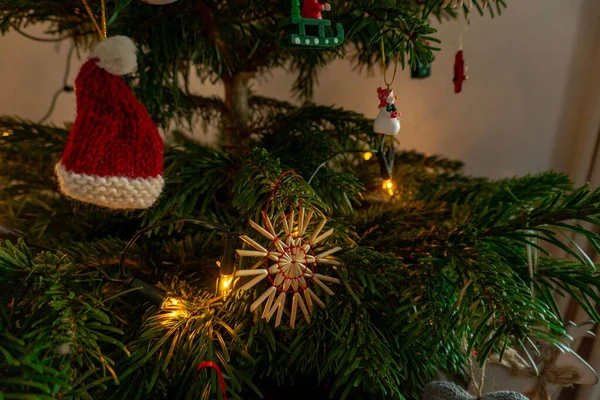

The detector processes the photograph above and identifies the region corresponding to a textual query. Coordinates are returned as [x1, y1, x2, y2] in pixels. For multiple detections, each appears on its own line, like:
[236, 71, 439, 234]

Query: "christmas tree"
[1, 1, 599, 399]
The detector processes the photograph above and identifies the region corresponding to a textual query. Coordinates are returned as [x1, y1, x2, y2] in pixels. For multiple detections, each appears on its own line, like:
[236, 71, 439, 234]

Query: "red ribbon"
[194, 362, 227, 399]
[263, 170, 301, 214]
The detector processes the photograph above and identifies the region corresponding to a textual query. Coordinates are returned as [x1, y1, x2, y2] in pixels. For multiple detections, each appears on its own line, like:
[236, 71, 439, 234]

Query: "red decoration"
[377, 87, 393, 108]
[194, 362, 227, 399]
[61, 59, 163, 179]
[55, 36, 164, 210]
[263, 214, 318, 294]
[453, 50, 467, 93]
[301, 0, 331, 19]
[374, 87, 401, 136]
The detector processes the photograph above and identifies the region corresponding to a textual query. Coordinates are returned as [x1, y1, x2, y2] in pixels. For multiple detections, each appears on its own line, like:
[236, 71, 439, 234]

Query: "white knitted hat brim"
[56, 163, 164, 210]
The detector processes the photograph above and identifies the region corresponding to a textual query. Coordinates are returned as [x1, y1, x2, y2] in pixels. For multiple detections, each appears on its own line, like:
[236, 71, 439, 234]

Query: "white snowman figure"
[373, 87, 401, 136]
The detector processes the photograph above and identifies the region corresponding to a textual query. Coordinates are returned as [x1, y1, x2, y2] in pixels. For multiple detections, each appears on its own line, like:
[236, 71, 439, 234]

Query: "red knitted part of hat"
[60, 58, 163, 179]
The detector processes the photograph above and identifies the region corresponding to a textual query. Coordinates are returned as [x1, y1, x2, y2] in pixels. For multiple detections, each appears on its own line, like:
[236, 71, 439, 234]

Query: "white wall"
[0, 0, 590, 178]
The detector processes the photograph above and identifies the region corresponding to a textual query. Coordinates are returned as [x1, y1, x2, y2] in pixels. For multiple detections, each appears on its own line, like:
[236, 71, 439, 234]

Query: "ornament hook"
[380, 32, 399, 88]
[81, 0, 107, 40]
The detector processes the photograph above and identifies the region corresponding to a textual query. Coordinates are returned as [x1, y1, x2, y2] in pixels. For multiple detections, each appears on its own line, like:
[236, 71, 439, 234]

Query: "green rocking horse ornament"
[279, 0, 344, 48]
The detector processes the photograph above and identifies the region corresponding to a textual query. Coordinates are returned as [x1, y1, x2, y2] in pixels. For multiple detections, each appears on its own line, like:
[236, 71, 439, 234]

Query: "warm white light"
[160, 297, 189, 326]
[2, 129, 13, 137]
[363, 152, 373, 161]
[382, 179, 395, 196]
[166, 310, 189, 319]
[219, 274, 234, 296]
[162, 297, 179, 307]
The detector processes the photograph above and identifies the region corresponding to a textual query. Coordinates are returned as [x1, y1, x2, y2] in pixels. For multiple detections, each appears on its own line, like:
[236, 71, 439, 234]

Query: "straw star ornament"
[235, 207, 341, 328]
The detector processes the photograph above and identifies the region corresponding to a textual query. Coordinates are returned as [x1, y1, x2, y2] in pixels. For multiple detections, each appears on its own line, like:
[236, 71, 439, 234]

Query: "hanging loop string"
[380, 32, 399, 88]
[81, 0, 107, 39]
[263, 170, 301, 216]
[262, 171, 302, 231]
[194, 361, 227, 399]
[459, 12, 469, 50]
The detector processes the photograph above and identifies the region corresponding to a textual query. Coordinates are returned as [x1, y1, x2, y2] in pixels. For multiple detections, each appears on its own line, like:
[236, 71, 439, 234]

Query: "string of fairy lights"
[0, 139, 398, 319]
[0, 20, 400, 317]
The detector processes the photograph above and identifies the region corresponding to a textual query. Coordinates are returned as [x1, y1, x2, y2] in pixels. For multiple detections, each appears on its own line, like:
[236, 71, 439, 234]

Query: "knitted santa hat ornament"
[56, 36, 164, 210]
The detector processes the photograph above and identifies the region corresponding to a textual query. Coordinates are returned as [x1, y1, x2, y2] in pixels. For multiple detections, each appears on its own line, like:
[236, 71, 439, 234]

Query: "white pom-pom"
[90, 36, 138, 76]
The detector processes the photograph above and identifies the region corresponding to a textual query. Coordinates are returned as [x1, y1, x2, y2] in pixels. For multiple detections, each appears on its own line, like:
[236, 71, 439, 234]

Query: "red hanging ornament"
[453, 50, 467, 93]
[195, 361, 227, 399]
[55, 36, 164, 210]
[453, 13, 470, 94]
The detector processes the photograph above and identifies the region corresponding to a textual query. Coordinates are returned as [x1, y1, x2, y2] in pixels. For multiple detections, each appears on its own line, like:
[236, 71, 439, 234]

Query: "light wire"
[308, 149, 376, 185]
[119, 218, 230, 278]
[39, 43, 76, 124]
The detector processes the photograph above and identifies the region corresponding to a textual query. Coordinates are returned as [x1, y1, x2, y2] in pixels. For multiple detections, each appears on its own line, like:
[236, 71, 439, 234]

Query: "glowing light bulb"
[219, 274, 234, 297]
[363, 152, 373, 161]
[162, 309, 189, 324]
[160, 297, 189, 326]
[382, 179, 395, 196]
[162, 297, 179, 307]
[2, 129, 13, 137]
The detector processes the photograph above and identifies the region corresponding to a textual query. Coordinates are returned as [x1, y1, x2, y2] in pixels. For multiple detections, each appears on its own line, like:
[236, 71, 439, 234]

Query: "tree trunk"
[222, 72, 253, 157]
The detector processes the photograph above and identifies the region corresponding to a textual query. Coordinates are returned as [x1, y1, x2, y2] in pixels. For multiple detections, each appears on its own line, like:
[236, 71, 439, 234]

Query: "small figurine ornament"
[373, 87, 401, 136]
[302, 0, 331, 19]
[279, 0, 344, 48]
[453, 50, 467, 93]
